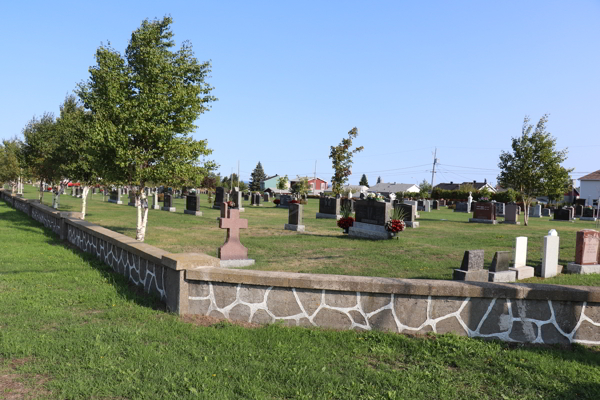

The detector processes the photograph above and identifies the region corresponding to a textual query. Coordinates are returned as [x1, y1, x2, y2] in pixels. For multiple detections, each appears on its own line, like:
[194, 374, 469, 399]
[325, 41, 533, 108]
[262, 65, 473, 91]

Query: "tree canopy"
[250, 162, 267, 191]
[359, 174, 369, 187]
[329, 128, 363, 195]
[497, 115, 572, 226]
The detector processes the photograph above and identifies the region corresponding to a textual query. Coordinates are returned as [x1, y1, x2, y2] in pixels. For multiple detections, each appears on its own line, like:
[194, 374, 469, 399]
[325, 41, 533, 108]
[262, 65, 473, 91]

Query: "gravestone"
[567, 230, 600, 274]
[529, 205, 542, 218]
[184, 194, 202, 216]
[469, 202, 497, 224]
[542, 208, 551, 217]
[453, 250, 488, 281]
[108, 190, 122, 205]
[316, 195, 341, 220]
[393, 202, 419, 228]
[244, 193, 249, 201]
[502, 204, 519, 224]
[494, 202, 505, 217]
[251, 193, 262, 206]
[553, 208, 573, 222]
[541, 233, 560, 278]
[263, 193, 270, 202]
[575, 205, 584, 218]
[403, 200, 420, 218]
[417, 200, 424, 211]
[454, 202, 469, 213]
[424, 200, 431, 212]
[279, 195, 291, 208]
[152, 191, 160, 210]
[432, 200, 439, 210]
[439, 200, 446, 207]
[348, 200, 394, 239]
[581, 207, 597, 221]
[509, 236, 534, 279]
[92, 188, 96, 195]
[128, 192, 136, 207]
[231, 187, 244, 211]
[213, 187, 224, 209]
[162, 193, 176, 212]
[284, 203, 304, 232]
[488, 251, 516, 282]
[218, 203, 255, 268]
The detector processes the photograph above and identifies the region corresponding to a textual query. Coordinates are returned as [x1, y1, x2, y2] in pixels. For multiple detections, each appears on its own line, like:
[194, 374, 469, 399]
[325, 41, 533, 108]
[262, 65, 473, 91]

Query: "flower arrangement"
[289, 199, 300, 204]
[273, 199, 281, 205]
[337, 216, 355, 230]
[366, 192, 384, 202]
[385, 207, 407, 234]
[226, 201, 235, 208]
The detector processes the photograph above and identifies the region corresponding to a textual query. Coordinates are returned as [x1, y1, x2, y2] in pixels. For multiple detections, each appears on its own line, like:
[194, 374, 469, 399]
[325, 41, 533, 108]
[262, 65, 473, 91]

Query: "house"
[260, 175, 289, 191]
[564, 188, 580, 204]
[290, 176, 328, 194]
[433, 179, 496, 193]
[577, 171, 600, 205]
[367, 182, 420, 197]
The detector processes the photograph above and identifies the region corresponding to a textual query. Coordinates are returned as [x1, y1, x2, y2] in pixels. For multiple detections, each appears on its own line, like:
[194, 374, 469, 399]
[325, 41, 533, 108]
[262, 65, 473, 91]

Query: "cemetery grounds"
[0, 186, 599, 399]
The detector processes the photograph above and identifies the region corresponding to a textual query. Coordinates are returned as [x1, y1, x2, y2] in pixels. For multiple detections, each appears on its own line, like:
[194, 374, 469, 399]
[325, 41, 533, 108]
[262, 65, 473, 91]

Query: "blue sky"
[2, 1, 598, 187]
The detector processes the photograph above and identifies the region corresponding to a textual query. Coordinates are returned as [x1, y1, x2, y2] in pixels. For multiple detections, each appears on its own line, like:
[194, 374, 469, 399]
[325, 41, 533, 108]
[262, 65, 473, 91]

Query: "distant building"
[576, 170, 600, 204]
[368, 182, 420, 197]
[260, 175, 289, 191]
[434, 180, 496, 193]
[291, 176, 328, 194]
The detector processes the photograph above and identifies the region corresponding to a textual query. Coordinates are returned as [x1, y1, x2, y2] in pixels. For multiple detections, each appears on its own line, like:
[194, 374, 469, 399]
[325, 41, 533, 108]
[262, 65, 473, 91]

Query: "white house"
[579, 170, 600, 206]
[367, 182, 420, 197]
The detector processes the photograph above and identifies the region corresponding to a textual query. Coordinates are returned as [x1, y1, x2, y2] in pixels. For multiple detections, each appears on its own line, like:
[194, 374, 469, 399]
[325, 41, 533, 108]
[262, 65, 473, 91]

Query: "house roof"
[294, 176, 327, 183]
[262, 175, 279, 182]
[368, 183, 418, 193]
[579, 170, 600, 181]
[434, 181, 495, 192]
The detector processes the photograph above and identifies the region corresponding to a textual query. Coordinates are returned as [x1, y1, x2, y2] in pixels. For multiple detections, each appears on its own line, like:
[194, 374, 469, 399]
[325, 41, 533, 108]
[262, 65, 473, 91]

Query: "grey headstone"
[460, 250, 484, 271]
[489, 251, 511, 272]
[289, 203, 303, 225]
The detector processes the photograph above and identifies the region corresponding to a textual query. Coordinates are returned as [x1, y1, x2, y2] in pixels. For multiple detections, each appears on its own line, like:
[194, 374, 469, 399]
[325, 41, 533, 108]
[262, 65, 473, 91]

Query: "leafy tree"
[377, 176, 382, 184]
[21, 113, 60, 201]
[497, 115, 572, 226]
[276, 175, 289, 191]
[359, 174, 369, 187]
[0, 139, 22, 194]
[249, 162, 267, 191]
[221, 173, 240, 190]
[418, 179, 432, 197]
[291, 177, 309, 196]
[238, 181, 248, 192]
[77, 17, 217, 241]
[329, 128, 364, 195]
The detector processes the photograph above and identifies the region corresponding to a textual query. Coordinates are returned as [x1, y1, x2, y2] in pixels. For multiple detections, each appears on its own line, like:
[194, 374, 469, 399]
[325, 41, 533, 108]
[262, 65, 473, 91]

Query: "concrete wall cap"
[163, 253, 220, 271]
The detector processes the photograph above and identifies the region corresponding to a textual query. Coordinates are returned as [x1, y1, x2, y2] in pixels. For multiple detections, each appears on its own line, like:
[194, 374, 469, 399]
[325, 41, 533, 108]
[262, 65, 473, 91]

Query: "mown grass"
[17, 185, 600, 286]
[1, 202, 600, 399]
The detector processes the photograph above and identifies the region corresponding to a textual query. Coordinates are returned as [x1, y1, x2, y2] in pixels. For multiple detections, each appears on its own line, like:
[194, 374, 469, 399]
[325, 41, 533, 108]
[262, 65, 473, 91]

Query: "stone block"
[220, 259, 255, 268]
[468, 218, 498, 224]
[284, 224, 305, 232]
[348, 221, 394, 240]
[488, 270, 516, 282]
[183, 210, 203, 216]
[509, 266, 535, 280]
[316, 212, 341, 220]
[452, 269, 489, 281]
[567, 263, 600, 275]
[161, 207, 176, 212]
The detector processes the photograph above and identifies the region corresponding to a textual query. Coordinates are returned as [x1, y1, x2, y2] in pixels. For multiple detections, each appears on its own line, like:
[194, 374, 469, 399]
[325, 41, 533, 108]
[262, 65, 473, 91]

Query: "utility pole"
[430, 148, 438, 194]
[313, 160, 317, 195]
[237, 160, 240, 188]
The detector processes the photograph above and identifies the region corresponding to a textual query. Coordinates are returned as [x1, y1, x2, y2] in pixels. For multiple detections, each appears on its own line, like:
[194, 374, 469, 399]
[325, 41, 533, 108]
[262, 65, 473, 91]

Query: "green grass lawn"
[1, 202, 600, 399]
[14, 184, 600, 286]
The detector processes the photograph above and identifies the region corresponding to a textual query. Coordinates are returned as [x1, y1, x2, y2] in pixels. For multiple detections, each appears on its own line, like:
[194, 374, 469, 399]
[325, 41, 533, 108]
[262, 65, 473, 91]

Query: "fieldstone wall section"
[66, 222, 167, 301]
[2, 189, 600, 345]
[185, 277, 600, 345]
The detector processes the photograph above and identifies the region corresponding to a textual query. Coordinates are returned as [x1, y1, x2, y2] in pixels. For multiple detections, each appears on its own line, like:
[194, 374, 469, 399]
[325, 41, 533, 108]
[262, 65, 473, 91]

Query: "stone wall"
[2, 189, 600, 345]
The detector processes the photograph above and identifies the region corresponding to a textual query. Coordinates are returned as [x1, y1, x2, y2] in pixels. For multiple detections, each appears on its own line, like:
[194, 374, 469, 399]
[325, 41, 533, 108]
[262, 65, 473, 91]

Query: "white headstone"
[424, 200, 431, 212]
[514, 236, 528, 268]
[348, 190, 353, 199]
[548, 229, 558, 237]
[541, 235, 560, 278]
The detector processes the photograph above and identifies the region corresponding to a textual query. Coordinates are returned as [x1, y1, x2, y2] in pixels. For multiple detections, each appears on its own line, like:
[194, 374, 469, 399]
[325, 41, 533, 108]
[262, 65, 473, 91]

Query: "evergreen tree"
[377, 176, 382, 184]
[250, 162, 267, 191]
[359, 174, 369, 187]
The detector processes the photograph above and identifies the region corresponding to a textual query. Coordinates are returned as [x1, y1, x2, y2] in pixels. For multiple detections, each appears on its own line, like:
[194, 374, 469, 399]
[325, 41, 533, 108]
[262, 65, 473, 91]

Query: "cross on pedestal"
[218, 202, 249, 260]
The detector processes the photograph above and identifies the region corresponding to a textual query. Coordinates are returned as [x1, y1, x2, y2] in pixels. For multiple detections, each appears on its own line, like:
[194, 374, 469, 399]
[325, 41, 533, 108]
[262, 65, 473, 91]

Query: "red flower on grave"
[385, 219, 405, 233]
[289, 200, 300, 204]
[67, 182, 73, 187]
[226, 201, 235, 208]
[273, 199, 281, 205]
[337, 217, 354, 229]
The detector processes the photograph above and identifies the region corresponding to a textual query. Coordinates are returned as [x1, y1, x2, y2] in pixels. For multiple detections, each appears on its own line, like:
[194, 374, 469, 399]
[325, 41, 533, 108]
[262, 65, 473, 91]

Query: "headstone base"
[284, 224, 305, 232]
[501, 221, 520, 225]
[509, 266, 535, 280]
[552, 220, 574, 222]
[453, 210, 469, 213]
[579, 217, 597, 221]
[212, 205, 221, 209]
[278, 205, 290, 209]
[488, 270, 517, 282]
[152, 205, 160, 210]
[348, 222, 393, 240]
[128, 202, 136, 207]
[405, 221, 419, 228]
[108, 200, 123, 205]
[567, 263, 600, 275]
[184, 210, 203, 216]
[316, 213, 341, 220]
[220, 259, 256, 268]
[161, 207, 176, 212]
[452, 269, 489, 281]
[468, 218, 498, 224]
[238, 207, 245, 212]
[251, 204, 263, 207]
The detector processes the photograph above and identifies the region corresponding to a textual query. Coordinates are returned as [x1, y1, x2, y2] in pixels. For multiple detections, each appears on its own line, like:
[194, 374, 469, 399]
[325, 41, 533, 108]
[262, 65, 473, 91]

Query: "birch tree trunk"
[81, 186, 90, 220]
[523, 199, 530, 226]
[135, 191, 149, 241]
[39, 182, 44, 202]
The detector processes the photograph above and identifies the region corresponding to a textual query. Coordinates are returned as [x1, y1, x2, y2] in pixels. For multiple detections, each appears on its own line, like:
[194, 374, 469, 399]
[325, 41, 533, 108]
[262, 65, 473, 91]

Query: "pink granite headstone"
[218, 202, 249, 260]
[575, 229, 600, 265]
